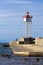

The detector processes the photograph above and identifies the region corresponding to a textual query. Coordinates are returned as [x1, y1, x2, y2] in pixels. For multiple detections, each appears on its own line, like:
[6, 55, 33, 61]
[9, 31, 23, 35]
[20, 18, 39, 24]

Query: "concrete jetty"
[9, 37, 43, 56]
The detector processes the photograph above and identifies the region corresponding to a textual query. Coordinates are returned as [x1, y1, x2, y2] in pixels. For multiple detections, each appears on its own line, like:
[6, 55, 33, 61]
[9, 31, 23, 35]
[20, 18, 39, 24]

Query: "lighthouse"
[23, 12, 32, 38]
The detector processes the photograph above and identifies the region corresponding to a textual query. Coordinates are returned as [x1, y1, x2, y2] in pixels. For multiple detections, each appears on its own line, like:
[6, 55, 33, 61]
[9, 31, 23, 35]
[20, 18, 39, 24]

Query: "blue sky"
[0, 0, 43, 42]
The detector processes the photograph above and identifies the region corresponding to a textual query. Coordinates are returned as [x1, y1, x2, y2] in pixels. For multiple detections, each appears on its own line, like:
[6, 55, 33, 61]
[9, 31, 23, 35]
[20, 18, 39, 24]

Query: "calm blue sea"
[0, 56, 43, 65]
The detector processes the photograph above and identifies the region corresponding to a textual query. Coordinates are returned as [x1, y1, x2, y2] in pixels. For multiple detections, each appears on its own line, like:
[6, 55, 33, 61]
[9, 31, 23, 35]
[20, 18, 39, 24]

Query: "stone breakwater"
[0, 56, 43, 65]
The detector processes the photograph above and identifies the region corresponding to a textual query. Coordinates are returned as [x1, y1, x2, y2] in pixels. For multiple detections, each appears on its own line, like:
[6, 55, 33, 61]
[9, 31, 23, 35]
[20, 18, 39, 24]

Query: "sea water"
[0, 56, 43, 65]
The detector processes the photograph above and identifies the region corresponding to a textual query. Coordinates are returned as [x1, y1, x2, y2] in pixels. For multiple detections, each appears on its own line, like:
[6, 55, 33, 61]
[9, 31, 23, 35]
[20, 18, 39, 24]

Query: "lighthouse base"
[19, 37, 35, 44]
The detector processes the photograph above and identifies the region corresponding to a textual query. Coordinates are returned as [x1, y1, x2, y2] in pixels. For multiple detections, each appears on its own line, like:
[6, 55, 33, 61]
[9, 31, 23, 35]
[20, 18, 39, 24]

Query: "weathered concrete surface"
[9, 37, 43, 56]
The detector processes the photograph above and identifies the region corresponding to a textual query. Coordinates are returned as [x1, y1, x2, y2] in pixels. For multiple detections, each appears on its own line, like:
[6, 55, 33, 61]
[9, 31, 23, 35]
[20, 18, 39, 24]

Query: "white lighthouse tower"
[23, 12, 32, 38]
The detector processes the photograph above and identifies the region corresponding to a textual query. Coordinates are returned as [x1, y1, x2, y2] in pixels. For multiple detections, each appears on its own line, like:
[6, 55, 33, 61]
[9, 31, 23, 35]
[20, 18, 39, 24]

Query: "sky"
[0, 0, 43, 42]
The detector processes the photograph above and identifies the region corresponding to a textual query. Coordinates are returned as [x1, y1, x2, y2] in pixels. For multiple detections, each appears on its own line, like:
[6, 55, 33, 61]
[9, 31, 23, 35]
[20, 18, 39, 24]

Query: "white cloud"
[16, 0, 32, 4]
[0, 12, 23, 18]
[0, 9, 24, 18]
[0, 13, 12, 17]
[0, 0, 32, 4]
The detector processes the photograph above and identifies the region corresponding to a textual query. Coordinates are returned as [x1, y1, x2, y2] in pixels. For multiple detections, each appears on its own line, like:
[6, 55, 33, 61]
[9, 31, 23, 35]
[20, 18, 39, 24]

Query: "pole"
[28, 22, 32, 37]
[26, 22, 28, 38]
